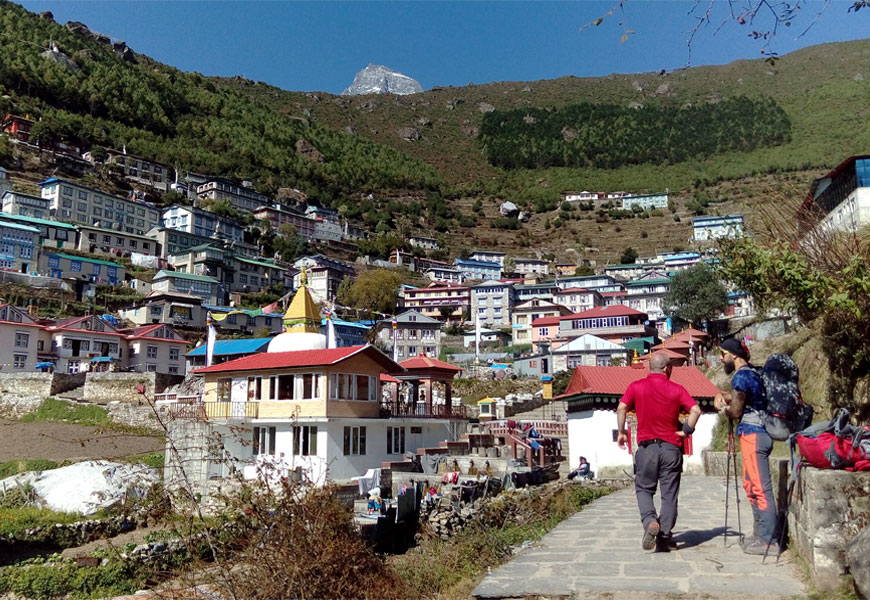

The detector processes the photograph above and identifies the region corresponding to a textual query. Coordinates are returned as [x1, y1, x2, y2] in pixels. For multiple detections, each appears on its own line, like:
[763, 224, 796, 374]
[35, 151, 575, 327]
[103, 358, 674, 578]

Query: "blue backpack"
[758, 353, 813, 441]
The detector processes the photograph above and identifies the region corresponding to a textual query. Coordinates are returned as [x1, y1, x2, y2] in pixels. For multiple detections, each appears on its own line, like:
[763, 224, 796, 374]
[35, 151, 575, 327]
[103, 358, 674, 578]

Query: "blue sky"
[18, 1, 869, 94]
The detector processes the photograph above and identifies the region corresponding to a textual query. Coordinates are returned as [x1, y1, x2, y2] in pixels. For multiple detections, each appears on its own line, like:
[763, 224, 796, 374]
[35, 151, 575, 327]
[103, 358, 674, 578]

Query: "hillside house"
[76, 224, 160, 258]
[402, 282, 469, 320]
[39, 178, 160, 235]
[0, 213, 77, 250]
[376, 310, 442, 360]
[292, 255, 356, 304]
[511, 299, 571, 347]
[553, 287, 602, 314]
[2, 114, 33, 142]
[557, 305, 657, 345]
[453, 258, 502, 281]
[39, 252, 125, 285]
[553, 333, 630, 370]
[87, 150, 173, 192]
[692, 215, 744, 242]
[802, 155, 870, 235]
[162, 205, 245, 243]
[623, 273, 670, 322]
[621, 193, 669, 211]
[0, 304, 49, 372]
[471, 280, 515, 327]
[469, 250, 506, 267]
[409, 235, 440, 250]
[253, 204, 317, 240]
[514, 258, 549, 276]
[120, 291, 204, 327]
[152, 270, 221, 305]
[556, 275, 621, 293]
[196, 178, 268, 214]
[425, 265, 464, 284]
[1, 192, 51, 219]
[0, 221, 39, 273]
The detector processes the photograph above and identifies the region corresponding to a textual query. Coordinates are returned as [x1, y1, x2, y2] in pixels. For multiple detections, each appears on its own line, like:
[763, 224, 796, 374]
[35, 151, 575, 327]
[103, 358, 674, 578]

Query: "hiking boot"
[642, 521, 660, 550]
[656, 535, 677, 553]
[743, 539, 779, 556]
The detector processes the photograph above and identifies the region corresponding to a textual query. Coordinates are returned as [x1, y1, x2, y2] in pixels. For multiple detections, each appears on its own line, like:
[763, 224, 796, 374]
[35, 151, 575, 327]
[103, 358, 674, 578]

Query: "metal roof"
[186, 337, 271, 357]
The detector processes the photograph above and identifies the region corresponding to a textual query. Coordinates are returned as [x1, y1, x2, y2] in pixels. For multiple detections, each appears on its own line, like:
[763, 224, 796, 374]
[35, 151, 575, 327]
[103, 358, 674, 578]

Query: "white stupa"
[267, 274, 326, 353]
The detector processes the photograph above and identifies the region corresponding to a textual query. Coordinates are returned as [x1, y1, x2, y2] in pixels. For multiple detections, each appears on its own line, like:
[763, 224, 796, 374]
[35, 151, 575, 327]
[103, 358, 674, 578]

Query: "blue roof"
[454, 258, 501, 268]
[322, 318, 370, 330]
[187, 337, 271, 357]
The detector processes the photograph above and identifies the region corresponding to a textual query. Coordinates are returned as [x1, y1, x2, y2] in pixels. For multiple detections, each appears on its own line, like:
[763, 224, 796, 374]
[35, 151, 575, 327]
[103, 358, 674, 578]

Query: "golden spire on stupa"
[283, 267, 320, 334]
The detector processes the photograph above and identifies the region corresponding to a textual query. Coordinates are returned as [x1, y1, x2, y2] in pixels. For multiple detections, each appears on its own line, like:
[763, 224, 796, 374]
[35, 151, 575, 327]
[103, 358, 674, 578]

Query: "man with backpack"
[714, 338, 778, 556]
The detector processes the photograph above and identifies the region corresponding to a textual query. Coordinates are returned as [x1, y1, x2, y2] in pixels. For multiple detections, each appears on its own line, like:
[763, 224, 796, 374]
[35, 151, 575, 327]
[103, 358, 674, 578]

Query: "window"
[292, 425, 317, 456]
[252, 426, 276, 456]
[62, 186, 73, 197]
[343, 425, 366, 455]
[146, 363, 157, 372]
[169, 348, 179, 361]
[169, 366, 179, 374]
[146, 345, 158, 359]
[77, 202, 87, 212]
[78, 191, 88, 200]
[13, 354, 26, 369]
[70, 260, 81, 273]
[217, 378, 231, 402]
[247, 376, 263, 401]
[14, 332, 29, 348]
[387, 426, 405, 454]
[355, 374, 369, 402]
[272, 374, 295, 400]
[301, 373, 320, 399]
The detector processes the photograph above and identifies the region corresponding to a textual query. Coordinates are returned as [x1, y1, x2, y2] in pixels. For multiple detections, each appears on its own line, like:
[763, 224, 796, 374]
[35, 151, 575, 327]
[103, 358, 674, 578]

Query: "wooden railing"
[485, 420, 568, 437]
[163, 401, 259, 420]
[380, 401, 468, 419]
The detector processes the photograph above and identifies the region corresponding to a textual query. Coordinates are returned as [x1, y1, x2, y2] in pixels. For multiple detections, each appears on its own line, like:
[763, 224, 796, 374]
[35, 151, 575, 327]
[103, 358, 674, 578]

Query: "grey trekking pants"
[634, 440, 683, 538]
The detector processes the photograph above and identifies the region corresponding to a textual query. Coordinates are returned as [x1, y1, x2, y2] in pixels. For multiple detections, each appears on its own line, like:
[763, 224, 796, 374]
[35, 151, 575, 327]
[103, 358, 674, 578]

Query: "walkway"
[473, 476, 806, 599]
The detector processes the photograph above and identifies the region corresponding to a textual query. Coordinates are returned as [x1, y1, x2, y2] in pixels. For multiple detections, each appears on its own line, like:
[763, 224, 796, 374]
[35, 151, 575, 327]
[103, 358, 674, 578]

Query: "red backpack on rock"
[792, 408, 870, 472]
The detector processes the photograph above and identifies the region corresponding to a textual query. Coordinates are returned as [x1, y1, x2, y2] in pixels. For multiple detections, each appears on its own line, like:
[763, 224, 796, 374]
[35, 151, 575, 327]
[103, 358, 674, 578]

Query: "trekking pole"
[729, 419, 743, 543]
[724, 418, 731, 547]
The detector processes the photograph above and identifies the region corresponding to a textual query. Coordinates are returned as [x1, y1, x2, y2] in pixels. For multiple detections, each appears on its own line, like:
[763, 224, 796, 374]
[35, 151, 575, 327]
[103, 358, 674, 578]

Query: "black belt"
[638, 438, 680, 448]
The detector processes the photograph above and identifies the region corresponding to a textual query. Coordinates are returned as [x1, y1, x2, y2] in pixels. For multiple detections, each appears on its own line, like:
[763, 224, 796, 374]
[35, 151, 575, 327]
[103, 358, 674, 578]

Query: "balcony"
[158, 396, 259, 420]
[380, 401, 467, 420]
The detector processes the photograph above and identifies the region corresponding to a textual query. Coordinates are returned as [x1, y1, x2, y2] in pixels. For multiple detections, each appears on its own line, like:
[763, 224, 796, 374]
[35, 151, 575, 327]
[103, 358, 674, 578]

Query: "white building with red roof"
[558, 363, 720, 472]
[164, 283, 465, 490]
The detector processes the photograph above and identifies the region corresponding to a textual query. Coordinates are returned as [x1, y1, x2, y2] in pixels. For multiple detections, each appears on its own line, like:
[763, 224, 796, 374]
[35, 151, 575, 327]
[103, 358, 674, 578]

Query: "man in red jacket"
[617, 352, 701, 552]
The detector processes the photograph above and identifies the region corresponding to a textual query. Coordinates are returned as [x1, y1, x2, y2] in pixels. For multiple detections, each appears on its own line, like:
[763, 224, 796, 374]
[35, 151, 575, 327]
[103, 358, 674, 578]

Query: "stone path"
[473, 476, 806, 599]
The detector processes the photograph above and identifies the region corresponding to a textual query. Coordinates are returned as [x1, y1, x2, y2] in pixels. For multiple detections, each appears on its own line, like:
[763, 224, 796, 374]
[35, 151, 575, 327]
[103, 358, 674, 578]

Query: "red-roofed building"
[557, 304, 658, 345]
[558, 364, 720, 472]
[530, 314, 564, 352]
[512, 299, 571, 347]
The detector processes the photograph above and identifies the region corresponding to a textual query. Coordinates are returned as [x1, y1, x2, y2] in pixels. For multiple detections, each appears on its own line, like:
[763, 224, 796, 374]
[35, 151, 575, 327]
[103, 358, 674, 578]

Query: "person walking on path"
[617, 352, 701, 552]
[714, 338, 778, 556]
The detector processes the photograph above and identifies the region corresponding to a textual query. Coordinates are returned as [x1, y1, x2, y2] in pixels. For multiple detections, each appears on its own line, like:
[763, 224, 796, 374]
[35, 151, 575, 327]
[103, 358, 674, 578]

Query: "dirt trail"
[0, 419, 163, 462]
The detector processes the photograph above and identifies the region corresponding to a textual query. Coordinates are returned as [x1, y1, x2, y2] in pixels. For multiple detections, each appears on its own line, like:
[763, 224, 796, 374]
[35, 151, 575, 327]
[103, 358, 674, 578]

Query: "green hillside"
[0, 0, 868, 263]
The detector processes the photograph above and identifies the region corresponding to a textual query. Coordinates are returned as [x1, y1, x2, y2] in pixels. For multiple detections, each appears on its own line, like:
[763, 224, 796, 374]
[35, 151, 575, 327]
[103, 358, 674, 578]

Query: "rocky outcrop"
[847, 526, 870, 599]
[397, 127, 421, 142]
[341, 64, 422, 96]
[295, 138, 324, 162]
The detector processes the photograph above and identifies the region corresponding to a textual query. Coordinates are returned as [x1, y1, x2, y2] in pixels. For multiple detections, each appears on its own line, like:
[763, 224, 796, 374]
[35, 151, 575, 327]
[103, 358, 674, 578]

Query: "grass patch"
[20, 398, 163, 437]
[118, 451, 164, 469]
[0, 561, 145, 600]
[390, 483, 612, 598]
[0, 459, 66, 479]
[0, 507, 87, 536]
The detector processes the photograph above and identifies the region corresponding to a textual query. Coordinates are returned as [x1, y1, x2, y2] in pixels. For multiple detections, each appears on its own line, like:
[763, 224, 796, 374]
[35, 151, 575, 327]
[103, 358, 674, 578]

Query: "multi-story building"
[322, 318, 371, 348]
[621, 193, 669, 211]
[692, 215, 744, 242]
[1, 192, 51, 219]
[602, 263, 650, 281]
[557, 305, 657, 344]
[0, 221, 39, 273]
[513, 258, 549, 276]
[553, 333, 630, 370]
[233, 256, 286, 294]
[169, 244, 233, 290]
[196, 178, 269, 214]
[0, 304, 48, 372]
[511, 299, 571, 347]
[409, 236, 440, 251]
[39, 252, 125, 285]
[152, 270, 221, 305]
[162, 205, 245, 242]
[39, 178, 160, 235]
[401, 282, 470, 320]
[120, 291, 204, 327]
[556, 274, 622, 294]
[803, 155, 870, 235]
[2, 114, 33, 142]
[470, 280, 515, 327]
[425, 265, 464, 284]
[514, 282, 559, 305]
[163, 285, 463, 491]
[203, 305, 284, 336]
[662, 252, 702, 272]
[0, 213, 77, 250]
[553, 287, 602, 314]
[0, 168, 11, 197]
[623, 274, 670, 321]
[253, 204, 317, 240]
[292, 255, 356, 304]
[76, 224, 160, 258]
[376, 310, 442, 360]
[468, 250, 506, 267]
[530, 315, 562, 353]
[125, 324, 190, 375]
[305, 206, 342, 242]
[87, 150, 173, 192]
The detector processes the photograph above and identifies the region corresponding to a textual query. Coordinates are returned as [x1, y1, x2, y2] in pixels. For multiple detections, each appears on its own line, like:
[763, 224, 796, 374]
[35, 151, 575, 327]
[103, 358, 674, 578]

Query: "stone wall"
[83, 372, 184, 404]
[0, 372, 53, 417]
[50, 373, 87, 395]
[106, 401, 170, 433]
[788, 467, 870, 591]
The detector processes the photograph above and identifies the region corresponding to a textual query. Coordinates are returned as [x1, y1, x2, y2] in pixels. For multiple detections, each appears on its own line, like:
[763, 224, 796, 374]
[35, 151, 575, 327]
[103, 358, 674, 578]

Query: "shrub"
[489, 217, 520, 230]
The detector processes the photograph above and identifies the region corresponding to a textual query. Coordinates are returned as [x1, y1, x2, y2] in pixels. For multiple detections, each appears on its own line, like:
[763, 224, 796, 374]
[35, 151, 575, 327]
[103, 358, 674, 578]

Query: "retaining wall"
[788, 467, 870, 592]
[0, 372, 53, 417]
[83, 373, 184, 404]
[106, 401, 169, 432]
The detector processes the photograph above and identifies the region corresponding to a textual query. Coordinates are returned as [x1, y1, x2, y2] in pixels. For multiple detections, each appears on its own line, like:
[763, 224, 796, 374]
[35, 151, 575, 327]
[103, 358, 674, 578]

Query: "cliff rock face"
[341, 64, 422, 96]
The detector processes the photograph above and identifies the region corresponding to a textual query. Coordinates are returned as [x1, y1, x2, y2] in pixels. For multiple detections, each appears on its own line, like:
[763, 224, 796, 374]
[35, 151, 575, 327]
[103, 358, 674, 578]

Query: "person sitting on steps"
[567, 456, 595, 480]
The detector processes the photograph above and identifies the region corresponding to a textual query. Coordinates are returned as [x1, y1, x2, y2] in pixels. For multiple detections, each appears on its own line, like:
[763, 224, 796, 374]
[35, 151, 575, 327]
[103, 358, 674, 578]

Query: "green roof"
[155, 269, 219, 284]
[625, 278, 671, 286]
[0, 221, 40, 233]
[606, 263, 644, 270]
[170, 243, 220, 255]
[0, 212, 77, 230]
[236, 256, 284, 270]
[51, 253, 124, 268]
